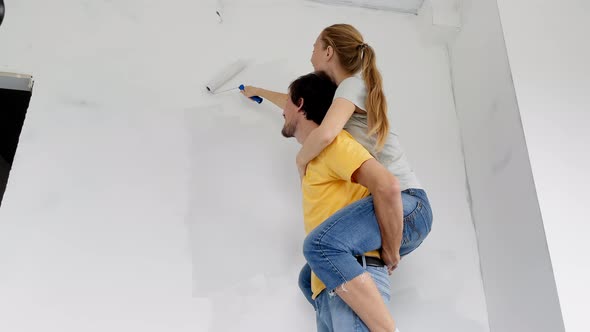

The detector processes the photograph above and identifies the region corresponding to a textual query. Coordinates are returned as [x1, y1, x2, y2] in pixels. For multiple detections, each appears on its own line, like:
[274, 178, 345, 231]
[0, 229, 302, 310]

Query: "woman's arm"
[241, 86, 288, 109]
[297, 97, 357, 169]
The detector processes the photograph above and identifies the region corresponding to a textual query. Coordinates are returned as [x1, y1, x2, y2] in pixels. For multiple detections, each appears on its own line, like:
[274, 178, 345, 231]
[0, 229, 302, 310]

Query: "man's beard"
[281, 122, 296, 138]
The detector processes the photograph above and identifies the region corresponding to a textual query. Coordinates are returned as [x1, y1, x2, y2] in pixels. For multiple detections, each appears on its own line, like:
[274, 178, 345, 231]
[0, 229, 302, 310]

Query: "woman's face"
[310, 35, 327, 72]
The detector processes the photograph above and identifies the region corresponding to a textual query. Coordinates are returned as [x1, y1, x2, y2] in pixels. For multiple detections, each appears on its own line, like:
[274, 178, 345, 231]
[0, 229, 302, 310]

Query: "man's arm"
[352, 158, 403, 273]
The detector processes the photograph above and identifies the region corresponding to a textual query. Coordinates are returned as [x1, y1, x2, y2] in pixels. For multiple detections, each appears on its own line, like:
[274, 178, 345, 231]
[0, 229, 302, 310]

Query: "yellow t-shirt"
[302, 130, 381, 300]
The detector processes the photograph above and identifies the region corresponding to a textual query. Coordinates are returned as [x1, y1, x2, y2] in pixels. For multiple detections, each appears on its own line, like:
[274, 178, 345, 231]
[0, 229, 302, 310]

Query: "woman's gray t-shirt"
[333, 76, 422, 190]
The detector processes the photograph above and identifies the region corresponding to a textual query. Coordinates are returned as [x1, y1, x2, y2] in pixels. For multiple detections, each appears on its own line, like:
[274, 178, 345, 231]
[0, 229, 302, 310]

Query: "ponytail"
[321, 24, 390, 151]
[361, 45, 389, 151]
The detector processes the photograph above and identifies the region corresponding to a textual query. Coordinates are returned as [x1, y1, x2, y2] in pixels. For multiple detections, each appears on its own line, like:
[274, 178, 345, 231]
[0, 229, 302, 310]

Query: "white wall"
[448, 0, 565, 331]
[495, 1, 590, 331]
[0, 0, 488, 331]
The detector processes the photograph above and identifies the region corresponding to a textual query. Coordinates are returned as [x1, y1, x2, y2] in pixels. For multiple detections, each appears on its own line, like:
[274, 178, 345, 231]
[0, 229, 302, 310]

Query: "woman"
[242, 24, 433, 331]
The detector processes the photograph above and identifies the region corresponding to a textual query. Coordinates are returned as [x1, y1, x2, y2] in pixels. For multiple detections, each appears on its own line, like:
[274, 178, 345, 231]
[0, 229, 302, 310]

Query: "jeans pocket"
[314, 293, 322, 313]
[418, 197, 433, 235]
[402, 200, 423, 245]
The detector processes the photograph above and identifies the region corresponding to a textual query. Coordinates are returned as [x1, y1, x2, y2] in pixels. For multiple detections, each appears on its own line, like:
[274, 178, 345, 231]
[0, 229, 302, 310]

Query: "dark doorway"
[1, 74, 32, 207]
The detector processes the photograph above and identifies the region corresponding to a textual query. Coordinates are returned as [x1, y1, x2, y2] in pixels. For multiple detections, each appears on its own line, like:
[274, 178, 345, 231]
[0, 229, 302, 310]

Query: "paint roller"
[215, 0, 223, 23]
[206, 59, 263, 104]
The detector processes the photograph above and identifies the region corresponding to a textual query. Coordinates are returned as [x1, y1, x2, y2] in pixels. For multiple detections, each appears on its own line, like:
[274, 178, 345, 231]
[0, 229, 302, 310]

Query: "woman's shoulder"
[335, 75, 367, 113]
[335, 76, 366, 98]
[338, 75, 365, 89]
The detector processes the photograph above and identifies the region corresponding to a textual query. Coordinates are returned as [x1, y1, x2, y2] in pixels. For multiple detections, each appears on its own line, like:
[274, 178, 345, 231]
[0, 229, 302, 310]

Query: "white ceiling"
[308, 0, 426, 14]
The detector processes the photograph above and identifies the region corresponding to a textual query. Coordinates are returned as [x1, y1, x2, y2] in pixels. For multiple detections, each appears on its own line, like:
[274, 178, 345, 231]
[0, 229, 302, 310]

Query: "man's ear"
[297, 98, 304, 112]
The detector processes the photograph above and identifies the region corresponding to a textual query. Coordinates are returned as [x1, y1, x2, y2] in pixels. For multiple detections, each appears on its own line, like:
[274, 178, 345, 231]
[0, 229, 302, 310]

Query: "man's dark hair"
[288, 71, 337, 125]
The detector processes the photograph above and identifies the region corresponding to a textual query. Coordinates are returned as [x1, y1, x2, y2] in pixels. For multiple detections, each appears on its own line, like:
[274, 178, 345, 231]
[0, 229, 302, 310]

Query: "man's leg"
[327, 264, 393, 332]
[303, 196, 395, 332]
[315, 290, 333, 332]
[303, 191, 432, 331]
[332, 273, 395, 332]
[298, 263, 315, 307]
[301, 263, 334, 331]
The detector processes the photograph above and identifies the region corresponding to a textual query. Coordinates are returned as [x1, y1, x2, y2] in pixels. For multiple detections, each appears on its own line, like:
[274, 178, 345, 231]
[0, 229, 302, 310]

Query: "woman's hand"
[240, 85, 260, 98]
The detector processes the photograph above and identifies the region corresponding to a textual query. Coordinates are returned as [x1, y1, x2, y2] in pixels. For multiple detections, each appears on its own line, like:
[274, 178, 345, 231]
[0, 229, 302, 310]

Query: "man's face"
[281, 94, 301, 138]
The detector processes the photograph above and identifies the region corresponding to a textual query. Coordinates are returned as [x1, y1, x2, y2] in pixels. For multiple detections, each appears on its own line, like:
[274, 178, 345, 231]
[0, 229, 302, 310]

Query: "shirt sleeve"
[333, 76, 367, 111]
[324, 133, 374, 182]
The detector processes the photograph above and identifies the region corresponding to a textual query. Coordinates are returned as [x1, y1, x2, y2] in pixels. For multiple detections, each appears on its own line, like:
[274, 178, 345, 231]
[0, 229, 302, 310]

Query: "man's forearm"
[353, 159, 404, 255]
[373, 186, 404, 253]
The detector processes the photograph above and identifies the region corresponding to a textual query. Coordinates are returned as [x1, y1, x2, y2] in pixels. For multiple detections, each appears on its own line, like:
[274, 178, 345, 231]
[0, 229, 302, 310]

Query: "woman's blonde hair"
[320, 24, 389, 151]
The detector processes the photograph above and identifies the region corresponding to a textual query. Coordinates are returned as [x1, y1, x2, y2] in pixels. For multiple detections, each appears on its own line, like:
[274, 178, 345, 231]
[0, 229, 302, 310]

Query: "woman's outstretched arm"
[241, 86, 288, 109]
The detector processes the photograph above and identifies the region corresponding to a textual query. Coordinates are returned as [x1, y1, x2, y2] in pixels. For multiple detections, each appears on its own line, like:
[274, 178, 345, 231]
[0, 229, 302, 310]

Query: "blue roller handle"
[239, 85, 263, 104]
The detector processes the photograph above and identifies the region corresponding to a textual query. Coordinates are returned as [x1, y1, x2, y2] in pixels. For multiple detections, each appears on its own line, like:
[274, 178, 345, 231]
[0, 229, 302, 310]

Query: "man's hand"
[381, 246, 401, 275]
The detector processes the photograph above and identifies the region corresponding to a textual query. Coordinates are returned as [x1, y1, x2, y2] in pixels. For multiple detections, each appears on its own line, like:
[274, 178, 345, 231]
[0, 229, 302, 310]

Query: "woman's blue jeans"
[298, 188, 433, 306]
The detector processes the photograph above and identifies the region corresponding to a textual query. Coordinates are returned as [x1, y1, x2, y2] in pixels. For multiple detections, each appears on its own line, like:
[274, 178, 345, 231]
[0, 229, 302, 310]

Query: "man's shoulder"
[309, 130, 373, 182]
[317, 131, 369, 163]
[319, 131, 356, 154]
[331, 130, 363, 149]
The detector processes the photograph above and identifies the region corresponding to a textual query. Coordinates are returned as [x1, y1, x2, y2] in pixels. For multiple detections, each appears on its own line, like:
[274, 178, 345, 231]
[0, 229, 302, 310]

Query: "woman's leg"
[303, 189, 432, 331]
[399, 189, 433, 257]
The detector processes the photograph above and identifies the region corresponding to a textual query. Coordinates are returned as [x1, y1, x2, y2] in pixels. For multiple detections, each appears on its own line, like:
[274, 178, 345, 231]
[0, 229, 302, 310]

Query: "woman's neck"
[328, 66, 353, 86]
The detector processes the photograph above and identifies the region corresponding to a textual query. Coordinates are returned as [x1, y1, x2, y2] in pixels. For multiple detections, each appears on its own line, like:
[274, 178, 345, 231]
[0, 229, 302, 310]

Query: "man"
[281, 72, 401, 332]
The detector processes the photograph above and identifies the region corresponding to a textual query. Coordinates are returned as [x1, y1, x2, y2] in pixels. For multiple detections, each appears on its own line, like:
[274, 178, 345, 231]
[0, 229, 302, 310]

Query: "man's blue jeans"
[314, 262, 391, 332]
[298, 189, 432, 329]
[301, 188, 432, 297]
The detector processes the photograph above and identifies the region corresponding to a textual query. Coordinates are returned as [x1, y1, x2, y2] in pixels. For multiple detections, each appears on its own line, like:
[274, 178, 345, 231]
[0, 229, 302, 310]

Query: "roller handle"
[239, 85, 263, 104]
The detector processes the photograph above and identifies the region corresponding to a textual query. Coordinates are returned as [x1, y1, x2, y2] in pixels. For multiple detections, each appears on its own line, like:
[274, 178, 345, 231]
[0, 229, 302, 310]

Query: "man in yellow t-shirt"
[281, 72, 402, 332]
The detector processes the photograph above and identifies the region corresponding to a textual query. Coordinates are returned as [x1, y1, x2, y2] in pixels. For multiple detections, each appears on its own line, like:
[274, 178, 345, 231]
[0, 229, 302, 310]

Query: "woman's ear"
[325, 45, 334, 60]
